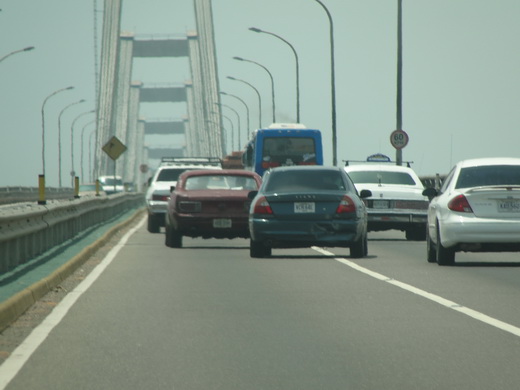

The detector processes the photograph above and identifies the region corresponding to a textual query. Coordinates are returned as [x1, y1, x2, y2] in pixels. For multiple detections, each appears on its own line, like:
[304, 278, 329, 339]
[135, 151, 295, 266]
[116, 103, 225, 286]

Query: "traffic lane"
[5, 226, 520, 389]
[353, 230, 520, 330]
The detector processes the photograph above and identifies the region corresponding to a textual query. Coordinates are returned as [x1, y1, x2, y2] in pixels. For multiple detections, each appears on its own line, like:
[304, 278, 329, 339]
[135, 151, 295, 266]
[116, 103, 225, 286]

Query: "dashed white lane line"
[312, 246, 520, 338]
[0, 217, 146, 390]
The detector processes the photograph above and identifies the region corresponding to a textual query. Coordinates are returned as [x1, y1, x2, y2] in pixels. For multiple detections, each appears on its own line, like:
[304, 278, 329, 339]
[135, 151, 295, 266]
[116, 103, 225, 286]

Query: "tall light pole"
[81, 119, 96, 183]
[312, 0, 338, 166]
[0, 46, 34, 63]
[249, 27, 300, 123]
[396, 0, 404, 166]
[233, 56, 276, 123]
[57, 99, 85, 187]
[215, 102, 241, 150]
[220, 91, 250, 147]
[212, 110, 235, 154]
[227, 76, 262, 128]
[70, 110, 95, 186]
[40, 86, 74, 203]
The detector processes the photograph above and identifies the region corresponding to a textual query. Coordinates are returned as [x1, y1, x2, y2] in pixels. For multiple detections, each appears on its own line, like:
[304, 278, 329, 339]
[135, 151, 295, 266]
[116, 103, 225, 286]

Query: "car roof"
[181, 169, 259, 177]
[268, 165, 342, 173]
[457, 157, 520, 168]
[344, 164, 417, 173]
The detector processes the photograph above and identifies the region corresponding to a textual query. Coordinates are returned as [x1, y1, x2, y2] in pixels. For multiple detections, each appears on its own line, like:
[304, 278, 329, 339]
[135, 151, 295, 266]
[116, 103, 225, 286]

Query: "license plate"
[373, 200, 389, 209]
[213, 218, 232, 228]
[497, 200, 520, 212]
[294, 202, 315, 213]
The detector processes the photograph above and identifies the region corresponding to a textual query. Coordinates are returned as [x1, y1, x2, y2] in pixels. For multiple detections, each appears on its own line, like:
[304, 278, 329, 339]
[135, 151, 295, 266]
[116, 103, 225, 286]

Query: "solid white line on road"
[312, 246, 520, 338]
[0, 217, 146, 390]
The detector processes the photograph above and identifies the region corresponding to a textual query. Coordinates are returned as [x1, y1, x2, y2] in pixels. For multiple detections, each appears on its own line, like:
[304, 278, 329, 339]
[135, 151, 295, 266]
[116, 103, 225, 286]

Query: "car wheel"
[426, 228, 436, 263]
[147, 214, 160, 233]
[436, 222, 455, 266]
[350, 234, 367, 258]
[405, 227, 427, 241]
[250, 239, 270, 258]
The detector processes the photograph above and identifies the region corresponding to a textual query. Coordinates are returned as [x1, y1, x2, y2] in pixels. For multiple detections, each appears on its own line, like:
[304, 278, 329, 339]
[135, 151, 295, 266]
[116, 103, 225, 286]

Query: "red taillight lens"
[336, 195, 356, 213]
[152, 194, 170, 201]
[448, 194, 473, 213]
[253, 196, 273, 214]
[261, 161, 281, 169]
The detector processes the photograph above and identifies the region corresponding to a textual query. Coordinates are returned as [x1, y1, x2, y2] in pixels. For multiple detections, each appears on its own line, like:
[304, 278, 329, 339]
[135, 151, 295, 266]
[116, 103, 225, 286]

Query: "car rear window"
[456, 165, 520, 189]
[348, 171, 417, 185]
[265, 170, 347, 192]
[185, 175, 258, 190]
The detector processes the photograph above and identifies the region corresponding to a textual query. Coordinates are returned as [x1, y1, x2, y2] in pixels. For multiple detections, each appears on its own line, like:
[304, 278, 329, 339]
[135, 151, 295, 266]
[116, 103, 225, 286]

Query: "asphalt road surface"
[1, 216, 520, 389]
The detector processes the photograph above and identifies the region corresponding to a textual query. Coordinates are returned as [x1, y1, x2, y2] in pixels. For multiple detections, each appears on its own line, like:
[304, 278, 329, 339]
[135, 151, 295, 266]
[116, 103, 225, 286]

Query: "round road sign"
[390, 129, 409, 150]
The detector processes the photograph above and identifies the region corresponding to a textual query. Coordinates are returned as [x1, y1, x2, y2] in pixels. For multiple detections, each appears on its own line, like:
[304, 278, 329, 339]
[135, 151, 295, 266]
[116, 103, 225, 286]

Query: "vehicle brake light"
[261, 161, 281, 169]
[253, 196, 273, 214]
[336, 195, 356, 213]
[178, 201, 201, 213]
[152, 194, 170, 201]
[448, 195, 473, 213]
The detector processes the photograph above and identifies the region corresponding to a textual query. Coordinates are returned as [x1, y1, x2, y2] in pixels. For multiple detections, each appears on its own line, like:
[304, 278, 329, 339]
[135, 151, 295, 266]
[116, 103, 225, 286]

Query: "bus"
[242, 123, 323, 176]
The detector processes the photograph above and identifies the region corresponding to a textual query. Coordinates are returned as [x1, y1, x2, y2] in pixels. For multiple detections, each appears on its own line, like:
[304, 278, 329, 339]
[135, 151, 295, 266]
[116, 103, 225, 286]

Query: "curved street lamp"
[215, 102, 241, 150]
[249, 27, 300, 123]
[233, 56, 276, 123]
[81, 119, 96, 183]
[220, 91, 250, 147]
[214, 111, 235, 153]
[41, 86, 74, 187]
[57, 99, 86, 187]
[70, 110, 95, 186]
[312, 0, 337, 166]
[0, 46, 34, 64]
[227, 76, 262, 128]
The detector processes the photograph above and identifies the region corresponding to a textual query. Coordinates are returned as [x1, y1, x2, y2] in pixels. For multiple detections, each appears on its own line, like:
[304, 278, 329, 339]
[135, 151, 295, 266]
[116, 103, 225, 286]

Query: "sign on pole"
[102, 136, 127, 160]
[390, 129, 409, 150]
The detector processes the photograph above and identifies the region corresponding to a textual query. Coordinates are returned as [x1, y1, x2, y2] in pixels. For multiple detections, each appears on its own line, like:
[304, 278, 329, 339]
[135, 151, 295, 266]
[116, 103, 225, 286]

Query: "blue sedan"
[248, 166, 372, 258]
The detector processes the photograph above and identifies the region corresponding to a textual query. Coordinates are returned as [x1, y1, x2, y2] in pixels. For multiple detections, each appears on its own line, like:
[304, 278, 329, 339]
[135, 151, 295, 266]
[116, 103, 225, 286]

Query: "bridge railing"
[0, 192, 144, 273]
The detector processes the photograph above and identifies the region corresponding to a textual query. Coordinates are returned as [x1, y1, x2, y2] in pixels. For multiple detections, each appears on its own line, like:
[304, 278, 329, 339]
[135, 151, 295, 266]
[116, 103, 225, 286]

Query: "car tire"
[147, 214, 160, 233]
[436, 222, 455, 266]
[426, 228, 436, 263]
[250, 239, 270, 258]
[350, 234, 367, 258]
[405, 227, 427, 241]
[165, 224, 182, 248]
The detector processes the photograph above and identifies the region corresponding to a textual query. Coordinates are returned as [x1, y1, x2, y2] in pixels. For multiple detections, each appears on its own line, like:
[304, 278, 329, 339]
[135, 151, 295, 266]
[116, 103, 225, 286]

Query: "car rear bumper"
[174, 215, 250, 238]
[249, 218, 363, 248]
[367, 211, 427, 230]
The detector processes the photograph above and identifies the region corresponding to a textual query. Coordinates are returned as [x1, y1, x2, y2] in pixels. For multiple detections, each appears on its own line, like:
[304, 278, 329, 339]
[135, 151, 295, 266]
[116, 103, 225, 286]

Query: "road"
[1, 216, 520, 389]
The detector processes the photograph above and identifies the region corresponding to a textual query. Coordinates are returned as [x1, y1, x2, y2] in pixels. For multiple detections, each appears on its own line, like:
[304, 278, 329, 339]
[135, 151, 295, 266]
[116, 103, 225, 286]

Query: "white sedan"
[423, 157, 520, 265]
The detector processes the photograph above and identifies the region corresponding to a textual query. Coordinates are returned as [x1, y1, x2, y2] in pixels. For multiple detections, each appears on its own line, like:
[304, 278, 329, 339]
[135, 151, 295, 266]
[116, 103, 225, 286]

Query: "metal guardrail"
[0, 192, 145, 273]
[0, 187, 74, 205]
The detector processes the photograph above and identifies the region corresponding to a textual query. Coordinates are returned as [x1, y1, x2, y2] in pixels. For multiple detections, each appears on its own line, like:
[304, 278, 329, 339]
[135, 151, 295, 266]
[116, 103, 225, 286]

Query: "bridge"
[94, 0, 223, 190]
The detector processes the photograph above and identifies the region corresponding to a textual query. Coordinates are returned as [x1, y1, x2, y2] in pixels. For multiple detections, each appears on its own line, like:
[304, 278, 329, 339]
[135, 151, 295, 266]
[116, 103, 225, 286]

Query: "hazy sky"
[2, 0, 520, 187]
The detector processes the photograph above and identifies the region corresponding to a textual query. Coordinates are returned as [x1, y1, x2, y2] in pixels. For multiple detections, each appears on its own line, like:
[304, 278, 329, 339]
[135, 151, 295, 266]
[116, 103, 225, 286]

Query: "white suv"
[145, 157, 222, 233]
[344, 161, 429, 240]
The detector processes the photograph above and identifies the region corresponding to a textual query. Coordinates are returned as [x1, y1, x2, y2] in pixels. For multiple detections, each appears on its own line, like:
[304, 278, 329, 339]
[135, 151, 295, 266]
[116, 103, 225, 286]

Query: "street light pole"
[70, 110, 95, 186]
[396, 0, 404, 166]
[220, 91, 250, 147]
[233, 56, 276, 123]
[227, 76, 262, 128]
[57, 99, 85, 187]
[249, 27, 300, 123]
[312, 0, 338, 166]
[81, 119, 96, 183]
[0, 46, 34, 63]
[215, 102, 241, 150]
[212, 111, 235, 154]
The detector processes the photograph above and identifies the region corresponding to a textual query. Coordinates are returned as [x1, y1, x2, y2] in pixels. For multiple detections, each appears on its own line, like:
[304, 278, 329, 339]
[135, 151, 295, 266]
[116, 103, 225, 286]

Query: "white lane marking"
[312, 246, 520, 338]
[0, 217, 146, 389]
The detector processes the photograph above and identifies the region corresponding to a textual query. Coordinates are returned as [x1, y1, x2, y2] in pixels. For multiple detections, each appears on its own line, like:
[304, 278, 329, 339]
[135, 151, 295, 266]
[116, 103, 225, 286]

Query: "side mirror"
[248, 190, 258, 200]
[422, 187, 438, 200]
[359, 189, 372, 199]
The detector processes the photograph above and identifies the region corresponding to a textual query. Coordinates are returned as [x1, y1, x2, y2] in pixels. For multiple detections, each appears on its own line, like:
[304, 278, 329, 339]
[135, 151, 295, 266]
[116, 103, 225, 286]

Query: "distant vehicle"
[165, 169, 262, 248]
[248, 166, 371, 258]
[423, 157, 520, 265]
[221, 151, 244, 169]
[242, 123, 323, 177]
[98, 175, 124, 194]
[145, 157, 222, 233]
[78, 183, 105, 197]
[344, 155, 429, 241]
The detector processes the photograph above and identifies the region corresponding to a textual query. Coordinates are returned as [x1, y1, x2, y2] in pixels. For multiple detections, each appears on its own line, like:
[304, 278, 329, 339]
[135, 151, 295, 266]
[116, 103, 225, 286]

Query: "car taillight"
[178, 201, 201, 213]
[261, 161, 281, 169]
[336, 195, 356, 213]
[152, 194, 170, 201]
[448, 195, 473, 213]
[253, 196, 273, 214]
